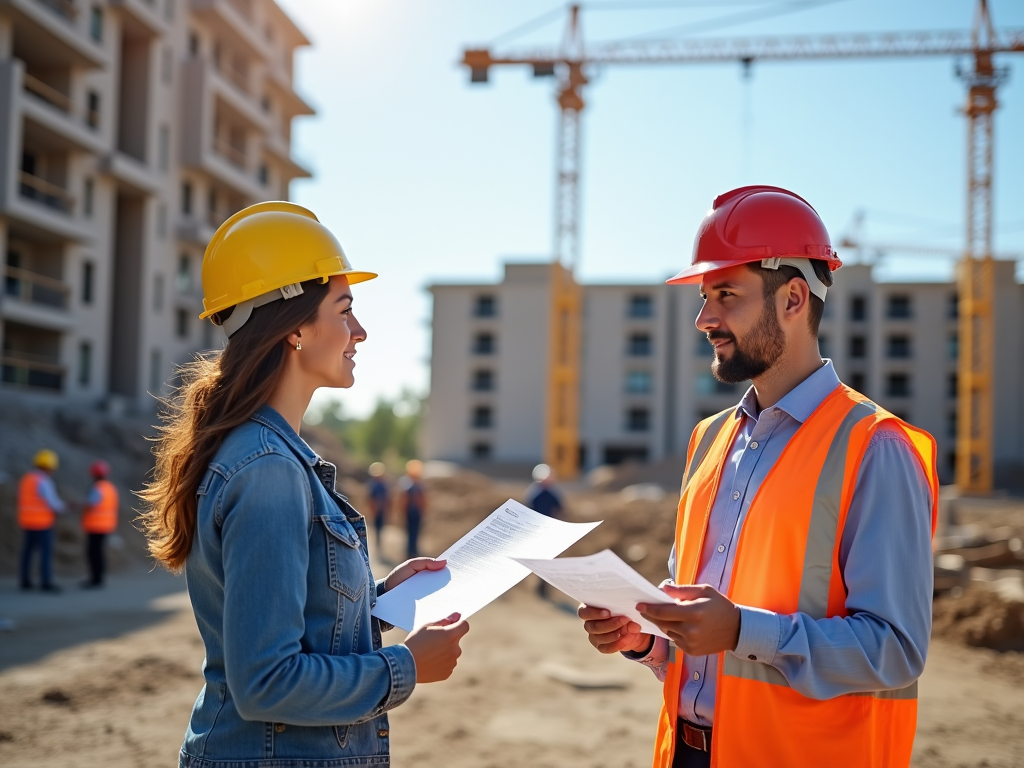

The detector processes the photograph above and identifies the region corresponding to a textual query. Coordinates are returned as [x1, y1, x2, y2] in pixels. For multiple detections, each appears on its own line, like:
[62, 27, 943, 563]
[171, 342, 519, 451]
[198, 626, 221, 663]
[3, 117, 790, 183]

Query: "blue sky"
[274, 0, 1024, 418]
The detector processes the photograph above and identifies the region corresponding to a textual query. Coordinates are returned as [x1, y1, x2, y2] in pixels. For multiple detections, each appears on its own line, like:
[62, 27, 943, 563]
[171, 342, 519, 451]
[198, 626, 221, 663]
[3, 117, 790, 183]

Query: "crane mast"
[462, 1, 1023, 488]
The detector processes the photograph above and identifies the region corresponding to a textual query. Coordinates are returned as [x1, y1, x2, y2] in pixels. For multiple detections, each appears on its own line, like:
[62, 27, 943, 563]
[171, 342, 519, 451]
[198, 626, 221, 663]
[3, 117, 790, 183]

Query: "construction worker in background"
[577, 186, 938, 768]
[18, 449, 66, 592]
[137, 202, 467, 767]
[367, 461, 389, 550]
[526, 463, 564, 599]
[397, 459, 426, 558]
[80, 460, 119, 588]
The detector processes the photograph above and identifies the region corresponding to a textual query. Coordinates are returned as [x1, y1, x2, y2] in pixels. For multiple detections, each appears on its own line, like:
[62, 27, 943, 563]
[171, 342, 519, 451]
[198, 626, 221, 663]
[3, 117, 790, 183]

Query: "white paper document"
[371, 499, 601, 631]
[512, 549, 673, 639]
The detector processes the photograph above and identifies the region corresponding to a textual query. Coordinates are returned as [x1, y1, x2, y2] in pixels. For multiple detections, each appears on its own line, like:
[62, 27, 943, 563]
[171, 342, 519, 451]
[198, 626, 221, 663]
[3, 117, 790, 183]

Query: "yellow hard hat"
[34, 449, 59, 471]
[200, 201, 377, 336]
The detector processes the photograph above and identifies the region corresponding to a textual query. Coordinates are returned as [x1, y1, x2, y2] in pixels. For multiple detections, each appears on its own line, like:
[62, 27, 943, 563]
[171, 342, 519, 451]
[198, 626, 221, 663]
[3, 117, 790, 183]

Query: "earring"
[295, 341, 302, 351]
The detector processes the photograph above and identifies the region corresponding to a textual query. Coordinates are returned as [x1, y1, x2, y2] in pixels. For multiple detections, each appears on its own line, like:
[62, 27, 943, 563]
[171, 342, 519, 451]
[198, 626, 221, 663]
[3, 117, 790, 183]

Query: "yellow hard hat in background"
[200, 201, 377, 337]
[33, 449, 59, 471]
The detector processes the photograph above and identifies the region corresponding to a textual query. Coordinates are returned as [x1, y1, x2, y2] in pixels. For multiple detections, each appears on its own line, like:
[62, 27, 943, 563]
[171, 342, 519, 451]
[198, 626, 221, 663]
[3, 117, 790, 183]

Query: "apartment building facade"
[0, 0, 312, 407]
[425, 261, 1024, 486]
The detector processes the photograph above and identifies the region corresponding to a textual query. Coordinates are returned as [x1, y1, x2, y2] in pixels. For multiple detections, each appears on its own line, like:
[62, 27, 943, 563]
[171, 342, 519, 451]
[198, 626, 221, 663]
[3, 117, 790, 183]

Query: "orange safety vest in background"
[18, 471, 56, 530]
[82, 480, 118, 534]
[652, 384, 938, 768]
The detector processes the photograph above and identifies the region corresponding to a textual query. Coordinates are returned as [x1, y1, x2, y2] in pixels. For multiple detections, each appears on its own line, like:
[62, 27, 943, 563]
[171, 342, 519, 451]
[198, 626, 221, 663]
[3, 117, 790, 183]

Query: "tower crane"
[462, 1, 1024, 490]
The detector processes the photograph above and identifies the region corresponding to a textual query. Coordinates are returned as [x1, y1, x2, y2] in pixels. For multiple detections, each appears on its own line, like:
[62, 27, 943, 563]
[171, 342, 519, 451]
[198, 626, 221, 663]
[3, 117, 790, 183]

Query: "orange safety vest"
[652, 384, 938, 768]
[82, 480, 118, 534]
[18, 471, 56, 531]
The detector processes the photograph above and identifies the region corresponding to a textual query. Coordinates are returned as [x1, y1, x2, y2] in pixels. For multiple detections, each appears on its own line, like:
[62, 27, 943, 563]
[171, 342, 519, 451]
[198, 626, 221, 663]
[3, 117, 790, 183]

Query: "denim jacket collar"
[251, 404, 319, 467]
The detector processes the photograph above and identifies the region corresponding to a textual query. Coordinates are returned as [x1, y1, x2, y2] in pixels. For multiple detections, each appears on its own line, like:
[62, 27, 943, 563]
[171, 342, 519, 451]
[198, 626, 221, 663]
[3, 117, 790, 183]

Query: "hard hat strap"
[220, 283, 305, 338]
[760, 257, 828, 302]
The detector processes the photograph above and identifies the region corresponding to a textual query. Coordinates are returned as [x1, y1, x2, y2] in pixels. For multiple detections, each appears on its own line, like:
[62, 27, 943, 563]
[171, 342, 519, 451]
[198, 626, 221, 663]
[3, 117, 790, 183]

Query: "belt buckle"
[682, 721, 711, 753]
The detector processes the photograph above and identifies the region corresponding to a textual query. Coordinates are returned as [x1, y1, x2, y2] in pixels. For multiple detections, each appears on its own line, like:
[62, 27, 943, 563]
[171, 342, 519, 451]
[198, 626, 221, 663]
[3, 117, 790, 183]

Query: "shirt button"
[750, 441, 759, 450]
[693, 672, 700, 681]
[378, 729, 390, 738]
[275, 724, 286, 733]
[717, 545, 725, 553]
[748, 655, 757, 661]
[732, 491, 740, 500]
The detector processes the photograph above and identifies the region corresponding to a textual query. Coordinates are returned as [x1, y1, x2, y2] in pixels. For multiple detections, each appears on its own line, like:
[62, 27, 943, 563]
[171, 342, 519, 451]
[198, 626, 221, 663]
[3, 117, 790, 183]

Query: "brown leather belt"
[679, 719, 712, 753]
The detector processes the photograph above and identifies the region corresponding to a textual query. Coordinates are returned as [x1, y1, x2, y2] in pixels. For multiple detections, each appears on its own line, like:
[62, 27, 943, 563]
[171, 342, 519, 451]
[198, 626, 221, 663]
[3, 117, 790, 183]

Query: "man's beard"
[710, 302, 786, 384]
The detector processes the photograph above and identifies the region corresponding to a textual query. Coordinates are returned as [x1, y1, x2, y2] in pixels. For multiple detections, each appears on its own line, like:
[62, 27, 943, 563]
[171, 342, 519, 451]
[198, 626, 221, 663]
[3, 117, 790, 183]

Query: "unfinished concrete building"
[0, 0, 312, 408]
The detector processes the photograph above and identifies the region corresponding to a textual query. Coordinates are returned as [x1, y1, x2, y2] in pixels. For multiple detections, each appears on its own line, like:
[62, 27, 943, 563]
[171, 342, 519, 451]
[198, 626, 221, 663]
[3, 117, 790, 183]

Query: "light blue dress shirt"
[35, 473, 66, 514]
[627, 361, 934, 726]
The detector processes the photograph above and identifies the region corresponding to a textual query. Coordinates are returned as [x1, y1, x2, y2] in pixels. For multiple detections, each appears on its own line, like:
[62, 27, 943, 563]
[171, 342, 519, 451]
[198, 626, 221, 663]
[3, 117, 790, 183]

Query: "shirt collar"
[251, 404, 319, 466]
[735, 359, 841, 424]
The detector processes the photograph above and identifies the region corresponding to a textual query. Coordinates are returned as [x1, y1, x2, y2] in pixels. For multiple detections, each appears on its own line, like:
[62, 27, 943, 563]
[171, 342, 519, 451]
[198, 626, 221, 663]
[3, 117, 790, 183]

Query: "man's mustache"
[707, 331, 735, 343]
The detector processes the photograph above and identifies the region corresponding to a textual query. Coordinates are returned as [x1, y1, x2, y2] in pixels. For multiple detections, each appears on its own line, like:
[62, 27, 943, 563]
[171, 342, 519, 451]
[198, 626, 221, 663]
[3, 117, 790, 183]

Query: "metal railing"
[22, 73, 99, 129]
[213, 137, 246, 168]
[18, 171, 75, 214]
[1, 351, 65, 391]
[3, 265, 71, 309]
[35, 0, 77, 22]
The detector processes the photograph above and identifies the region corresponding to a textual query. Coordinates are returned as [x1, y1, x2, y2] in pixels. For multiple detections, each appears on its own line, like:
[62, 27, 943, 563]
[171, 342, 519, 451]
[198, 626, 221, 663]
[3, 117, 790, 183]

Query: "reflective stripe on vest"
[82, 480, 118, 534]
[652, 385, 938, 768]
[18, 471, 55, 530]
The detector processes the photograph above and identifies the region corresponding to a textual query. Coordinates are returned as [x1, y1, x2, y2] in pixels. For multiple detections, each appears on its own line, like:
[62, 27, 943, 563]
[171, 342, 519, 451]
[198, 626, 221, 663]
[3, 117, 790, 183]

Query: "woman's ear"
[285, 330, 302, 350]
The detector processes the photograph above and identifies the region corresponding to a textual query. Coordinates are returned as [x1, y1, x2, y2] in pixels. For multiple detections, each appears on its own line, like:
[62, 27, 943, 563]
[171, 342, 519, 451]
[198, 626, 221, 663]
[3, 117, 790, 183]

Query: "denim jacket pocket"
[319, 515, 369, 602]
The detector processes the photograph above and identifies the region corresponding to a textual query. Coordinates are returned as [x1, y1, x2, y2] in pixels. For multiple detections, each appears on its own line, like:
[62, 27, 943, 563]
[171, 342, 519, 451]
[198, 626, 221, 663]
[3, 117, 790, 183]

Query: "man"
[526, 463, 564, 599]
[397, 459, 427, 558]
[578, 186, 937, 768]
[18, 449, 67, 592]
[80, 460, 119, 588]
[367, 461, 390, 551]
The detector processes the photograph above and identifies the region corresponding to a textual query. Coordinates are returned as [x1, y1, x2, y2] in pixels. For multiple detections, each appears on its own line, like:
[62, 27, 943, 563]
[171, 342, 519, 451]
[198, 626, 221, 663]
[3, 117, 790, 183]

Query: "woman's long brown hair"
[139, 279, 330, 572]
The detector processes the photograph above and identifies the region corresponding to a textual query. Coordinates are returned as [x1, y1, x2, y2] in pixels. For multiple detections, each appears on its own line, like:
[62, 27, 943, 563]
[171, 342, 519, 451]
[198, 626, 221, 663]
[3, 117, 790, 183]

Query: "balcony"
[4, 0, 108, 68]
[109, 0, 168, 38]
[191, 0, 267, 62]
[20, 71, 107, 154]
[214, 136, 246, 169]
[4, 264, 70, 310]
[19, 171, 73, 215]
[1, 349, 65, 391]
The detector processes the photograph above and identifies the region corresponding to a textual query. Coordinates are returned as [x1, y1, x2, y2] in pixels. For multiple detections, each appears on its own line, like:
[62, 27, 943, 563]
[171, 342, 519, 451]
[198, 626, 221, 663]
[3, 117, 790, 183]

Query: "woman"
[140, 202, 468, 768]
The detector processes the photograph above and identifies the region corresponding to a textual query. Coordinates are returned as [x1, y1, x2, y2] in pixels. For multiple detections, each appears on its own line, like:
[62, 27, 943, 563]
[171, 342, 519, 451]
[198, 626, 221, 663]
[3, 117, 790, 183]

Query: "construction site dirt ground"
[2, 501, 1024, 768]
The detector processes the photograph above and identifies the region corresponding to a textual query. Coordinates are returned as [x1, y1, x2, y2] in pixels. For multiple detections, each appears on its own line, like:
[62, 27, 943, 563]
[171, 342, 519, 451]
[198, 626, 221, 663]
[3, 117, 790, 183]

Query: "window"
[627, 332, 652, 357]
[818, 334, 830, 358]
[628, 294, 653, 319]
[149, 348, 162, 393]
[83, 177, 94, 217]
[471, 442, 492, 460]
[154, 273, 164, 312]
[697, 371, 738, 396]
[849, 335, 866, 359]
[157, 203, 167, 239]
[603, 446, 649, 465]
[176, 308, 189, 339]
[850, 372, 866, 394]
[90, 6, 103, 42]
[473, 295, 497, 317]
[258, 164, 269, 186]
[181, 181, 192, 215]
[947, 411, 957, 439]
[626, 370, 652, 394]
[81, 261, 94, 304]
[947, 293, 959, 319]
[886, 335, 911, 359]
[78, 341, 91, 386]
[177, 254, 192, 293]
[471, 369, 494, 391]
[626, 407, 650, 432]
[850, 295, 866, 321]
[886, 294, 912, 319]
[471, 406, 493, 429]
[188, 31, 200, 57]
[162, 47, 173, 84]
[886, 373, 910, 397]
[947, 373, 958, 399]
[86, 91, 100, 129]
[473, 332, 494, 355]
[947, 332, 958, 360]
[159, 125, 170, 171]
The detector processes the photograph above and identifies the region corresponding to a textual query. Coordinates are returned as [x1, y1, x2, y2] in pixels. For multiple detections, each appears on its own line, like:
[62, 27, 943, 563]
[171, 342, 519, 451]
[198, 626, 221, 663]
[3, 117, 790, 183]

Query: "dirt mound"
[932, 587, 1024, 652]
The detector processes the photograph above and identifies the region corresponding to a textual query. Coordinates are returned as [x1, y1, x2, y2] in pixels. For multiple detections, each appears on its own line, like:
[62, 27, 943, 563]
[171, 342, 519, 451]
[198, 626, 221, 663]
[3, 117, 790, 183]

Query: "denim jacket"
[180, 405, 416, 768]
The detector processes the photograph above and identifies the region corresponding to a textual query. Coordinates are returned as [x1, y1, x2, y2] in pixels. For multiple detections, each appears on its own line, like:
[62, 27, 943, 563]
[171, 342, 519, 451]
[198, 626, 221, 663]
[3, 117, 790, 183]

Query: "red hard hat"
[90, 460, 110, 479]
[666, 185, 842, 285]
